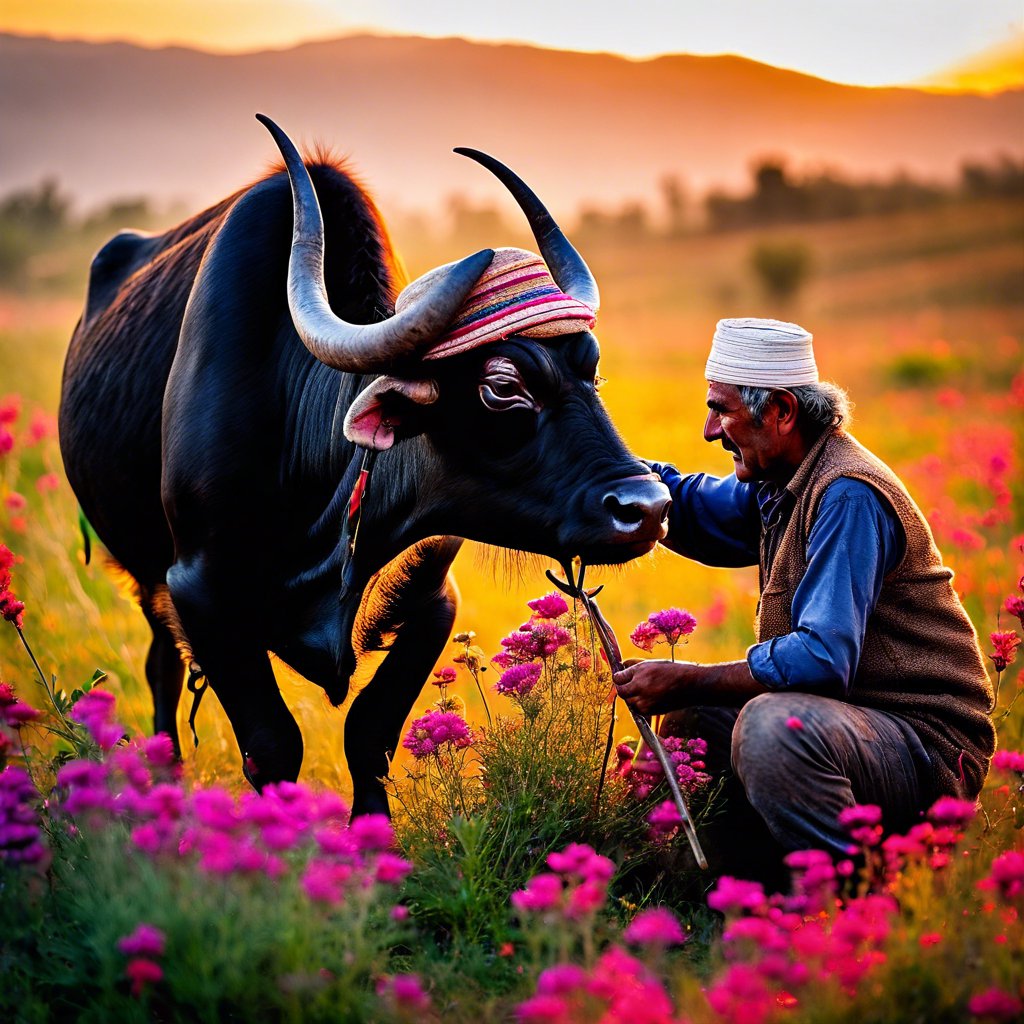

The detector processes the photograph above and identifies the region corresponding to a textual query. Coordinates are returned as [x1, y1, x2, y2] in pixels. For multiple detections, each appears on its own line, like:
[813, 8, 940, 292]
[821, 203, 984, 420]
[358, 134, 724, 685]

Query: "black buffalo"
[59, 116, 670, 815]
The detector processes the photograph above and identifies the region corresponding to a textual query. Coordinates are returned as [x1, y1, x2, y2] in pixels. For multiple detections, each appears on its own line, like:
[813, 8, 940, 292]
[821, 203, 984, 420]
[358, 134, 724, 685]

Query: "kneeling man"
[614, 318, 994, 874]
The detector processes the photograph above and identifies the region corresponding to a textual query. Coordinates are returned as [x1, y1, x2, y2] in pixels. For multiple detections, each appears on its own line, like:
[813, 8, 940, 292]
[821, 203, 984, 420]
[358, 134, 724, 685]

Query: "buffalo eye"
[479, 356, 541, 413]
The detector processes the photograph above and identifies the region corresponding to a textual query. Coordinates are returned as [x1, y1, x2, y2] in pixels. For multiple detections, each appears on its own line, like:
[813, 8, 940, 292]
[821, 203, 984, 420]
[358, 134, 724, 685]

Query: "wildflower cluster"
[0, 542, 25, 629]
[630, 607, 697, 655]
[401, 709, 473, 760]
[117, 924, 166, 997]
[614, 735, 711, 803]
[511, 842, 615, 921]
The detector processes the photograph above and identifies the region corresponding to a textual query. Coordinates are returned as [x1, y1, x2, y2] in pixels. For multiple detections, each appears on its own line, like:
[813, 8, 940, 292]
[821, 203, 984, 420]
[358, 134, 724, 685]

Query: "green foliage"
[749, 239, 814, 300]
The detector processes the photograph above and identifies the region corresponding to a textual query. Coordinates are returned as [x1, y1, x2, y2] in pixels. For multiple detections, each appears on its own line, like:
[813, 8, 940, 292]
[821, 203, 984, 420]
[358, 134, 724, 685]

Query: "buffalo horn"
[256, 114, 493, 372]
[453, 147, 600, 313]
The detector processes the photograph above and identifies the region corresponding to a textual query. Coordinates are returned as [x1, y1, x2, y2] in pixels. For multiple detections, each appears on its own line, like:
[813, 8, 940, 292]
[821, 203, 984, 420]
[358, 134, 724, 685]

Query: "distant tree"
[447, 195, 508, 248]
[0, 178, 71, 237]
[660, 175, 688, 237]
[749, 240, 813, 302]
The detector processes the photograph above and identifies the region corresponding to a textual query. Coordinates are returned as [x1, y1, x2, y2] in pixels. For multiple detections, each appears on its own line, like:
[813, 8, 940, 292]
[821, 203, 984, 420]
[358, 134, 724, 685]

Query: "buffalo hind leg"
[167, 562, 303, 789]
[141, 601, 185, 758]
[346, 537, 462, 817]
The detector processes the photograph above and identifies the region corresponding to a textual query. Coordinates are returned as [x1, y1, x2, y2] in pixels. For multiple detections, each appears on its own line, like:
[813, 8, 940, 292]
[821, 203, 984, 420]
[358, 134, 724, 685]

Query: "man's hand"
[613, 660, 701, 717]
[613, 658, 768, 715]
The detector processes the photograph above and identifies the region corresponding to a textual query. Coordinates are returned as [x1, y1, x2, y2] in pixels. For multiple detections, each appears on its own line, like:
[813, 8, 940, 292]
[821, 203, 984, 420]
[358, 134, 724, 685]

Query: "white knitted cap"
[705, 318, 818, 387]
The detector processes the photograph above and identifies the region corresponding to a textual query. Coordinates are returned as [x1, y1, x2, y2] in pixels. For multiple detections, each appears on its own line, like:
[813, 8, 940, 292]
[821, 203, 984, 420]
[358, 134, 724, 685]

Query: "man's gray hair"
[738, 382, 852, 431]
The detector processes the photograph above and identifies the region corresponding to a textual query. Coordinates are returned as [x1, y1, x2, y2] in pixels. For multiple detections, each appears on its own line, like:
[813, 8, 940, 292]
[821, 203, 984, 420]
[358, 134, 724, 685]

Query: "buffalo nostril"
[659, 498, 672, 523]
[602, 492, 646, 525]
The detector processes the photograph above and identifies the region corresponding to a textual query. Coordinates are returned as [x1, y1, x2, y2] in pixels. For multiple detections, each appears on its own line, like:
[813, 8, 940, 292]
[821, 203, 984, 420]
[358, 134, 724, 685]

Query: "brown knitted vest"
[755, 429, 995, 800]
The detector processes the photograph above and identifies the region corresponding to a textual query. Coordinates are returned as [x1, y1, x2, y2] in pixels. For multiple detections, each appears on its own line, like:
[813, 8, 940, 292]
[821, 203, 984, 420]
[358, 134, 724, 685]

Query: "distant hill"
[2, 32, 1021, 217]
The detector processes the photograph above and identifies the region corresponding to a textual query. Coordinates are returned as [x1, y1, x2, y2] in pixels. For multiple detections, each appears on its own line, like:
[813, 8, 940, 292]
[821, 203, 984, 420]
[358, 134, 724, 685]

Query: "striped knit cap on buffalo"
[396, 247, 597, 360]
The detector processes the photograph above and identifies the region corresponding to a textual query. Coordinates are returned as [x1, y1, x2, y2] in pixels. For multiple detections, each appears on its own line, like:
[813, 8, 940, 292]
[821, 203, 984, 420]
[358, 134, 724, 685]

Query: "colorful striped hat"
[396, 247, 597, 361]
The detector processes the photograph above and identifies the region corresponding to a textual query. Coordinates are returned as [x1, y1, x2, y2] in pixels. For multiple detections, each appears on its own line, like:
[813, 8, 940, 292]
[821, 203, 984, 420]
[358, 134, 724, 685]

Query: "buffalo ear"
[343, 376, 439, 451]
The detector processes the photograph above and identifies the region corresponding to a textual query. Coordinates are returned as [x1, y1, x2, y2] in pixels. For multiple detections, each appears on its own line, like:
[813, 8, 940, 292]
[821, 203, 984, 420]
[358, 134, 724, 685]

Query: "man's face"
[703, 381, 783, 482]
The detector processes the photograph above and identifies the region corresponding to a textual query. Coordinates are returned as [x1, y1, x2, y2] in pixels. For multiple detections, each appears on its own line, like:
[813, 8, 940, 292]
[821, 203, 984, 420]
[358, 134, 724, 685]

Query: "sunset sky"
[3, 0, 1022, 89]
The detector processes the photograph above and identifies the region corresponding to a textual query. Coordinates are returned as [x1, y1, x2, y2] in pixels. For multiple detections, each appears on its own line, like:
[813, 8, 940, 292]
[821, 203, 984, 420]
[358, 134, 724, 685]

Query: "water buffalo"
[59, 116, 670, 815]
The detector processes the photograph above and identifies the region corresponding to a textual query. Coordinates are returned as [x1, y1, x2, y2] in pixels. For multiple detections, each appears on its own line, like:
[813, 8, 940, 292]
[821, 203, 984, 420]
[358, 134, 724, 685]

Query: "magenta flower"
[302, 859, 352, 904]
[630, 608, 697, 653]
[0, 765, 48, 866]
[527, 592, 569, 620]
[431, 666, 457, 687]
[785, 715, 804, 730]
[968, 987, 1023, 1021]
[927, 796, 976, 829]
[124, 957, 163, 997]
[511, 873, 563, 912]
[707, 876, 768, 915]
[494, 662, 542, 698]
[376, 973, 432, 1014]
[69, 688, 124, 751]
[629, 620, 661, 652]
[623, 906, 686, 947]
[546, 842, 614, 883]
[375, 852, 414, 885]
[117, 924, 166, 958]
[402, 710, 473, 759]
[647, 800, 682, 836]
[838, 804, 884, 845]
[991, 750, 1024, 773]
[978, 849, 1024, 903]
[989, 630, 1020, 672]
[1005, 595, 1024, 627]
[349, 813, 395, 852]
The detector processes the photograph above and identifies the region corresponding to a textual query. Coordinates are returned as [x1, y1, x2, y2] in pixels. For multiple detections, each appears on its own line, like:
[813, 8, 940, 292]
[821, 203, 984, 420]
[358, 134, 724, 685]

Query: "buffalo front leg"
[167, 561, 303, 789]
[346, 537, 462, 817]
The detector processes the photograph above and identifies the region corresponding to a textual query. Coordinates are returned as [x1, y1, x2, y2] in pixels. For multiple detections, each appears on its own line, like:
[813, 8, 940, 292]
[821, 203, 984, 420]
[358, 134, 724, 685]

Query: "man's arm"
[613, 659, 767, 717]
[647, 461, 760, 567]
[746, 478, 905, 694]
[614, 478, 905, 713]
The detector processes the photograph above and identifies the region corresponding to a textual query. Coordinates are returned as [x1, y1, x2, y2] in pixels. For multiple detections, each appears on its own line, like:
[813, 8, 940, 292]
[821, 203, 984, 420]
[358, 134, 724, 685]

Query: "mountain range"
[2, 32, 1021, 216]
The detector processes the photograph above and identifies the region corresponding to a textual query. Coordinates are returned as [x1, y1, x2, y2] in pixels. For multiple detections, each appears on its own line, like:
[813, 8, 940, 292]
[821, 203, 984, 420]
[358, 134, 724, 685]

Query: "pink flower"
[376, 973, 432, 1014]
[927, 796, 976, 829]
[527, 592, 569, 620]
[375, 852, 414, 884]
[624, 907, 686, 947]
[629, 620, 662, 652]
[27, 412, 56, 445]
[431, 666, 457, 686]
[118, 924, 166, 958]
[989, 630, 1020, 672]
[494, 662, 542, 698]
[979, 850, 1024, 903]
[350, 813, 395, 852]
[647, 800, 682, 836]
[647, 608, 697, 642]
[511, 873, 563, 912]
[0, 428, 13, 456]
[838, 804, 882, 829]
[546, 843, 614, 883]
[565, 879, 606, 918]
[785, 715, 804, 730]
[35, 473, 60, 493]
[69, 688, 124, 751]
[4, 492, 26, 512]
[0, 396, 20, 425]
[124, 957, 162, 997]
[402, 710, 472, 759]
[390, 905, 410, 922]
[1005, 595, 1024, 627]
[707, 876, 768, 916]
[302, 859, 352, 904]
[968, 987, 1023, 1021]
[0, 765, 48, 866]
[991, 750, 1024, 773]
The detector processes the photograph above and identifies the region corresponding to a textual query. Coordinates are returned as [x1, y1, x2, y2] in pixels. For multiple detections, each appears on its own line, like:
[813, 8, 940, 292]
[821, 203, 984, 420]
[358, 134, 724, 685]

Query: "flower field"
[1, 194, 1023, 1020]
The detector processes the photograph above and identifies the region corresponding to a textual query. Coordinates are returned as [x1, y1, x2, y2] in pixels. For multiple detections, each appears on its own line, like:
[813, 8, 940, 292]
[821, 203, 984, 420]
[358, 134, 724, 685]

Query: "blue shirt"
[649, 462, 906, 696]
